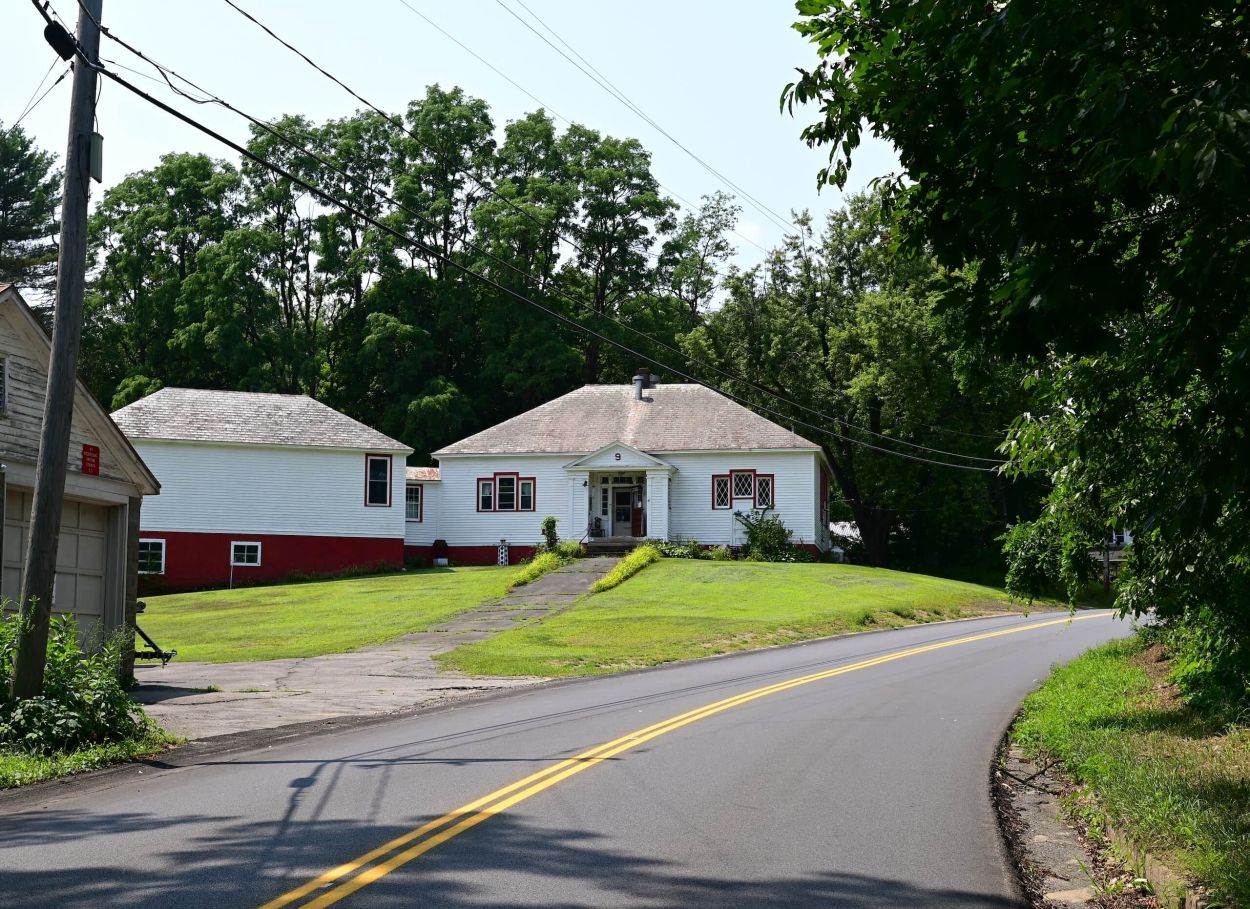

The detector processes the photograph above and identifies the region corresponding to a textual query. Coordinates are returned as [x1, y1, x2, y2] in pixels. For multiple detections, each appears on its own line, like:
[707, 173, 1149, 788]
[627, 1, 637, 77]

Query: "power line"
[389, 0, 774, 259]
[5, 60, 70, 137]
[69, 0, 1004, 468]
[81, 67, 998, 472]
[192, 1, 1002, 465]
[493, 0, 797, 235]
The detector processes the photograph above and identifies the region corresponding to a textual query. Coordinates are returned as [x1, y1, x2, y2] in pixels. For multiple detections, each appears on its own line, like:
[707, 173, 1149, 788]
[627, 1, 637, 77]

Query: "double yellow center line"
[261, 612, 1106, 908]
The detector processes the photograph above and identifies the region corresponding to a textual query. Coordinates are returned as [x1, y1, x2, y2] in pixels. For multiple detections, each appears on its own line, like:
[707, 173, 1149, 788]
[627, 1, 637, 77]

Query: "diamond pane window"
[713, 476, 730, 509]
[755, 476, 774, 508]
[732, 472, 754, 499]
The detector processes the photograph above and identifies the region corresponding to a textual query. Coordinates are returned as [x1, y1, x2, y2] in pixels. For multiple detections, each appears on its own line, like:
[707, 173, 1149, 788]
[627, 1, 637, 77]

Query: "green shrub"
[510, 552, 563, 588]
[736, 513, 804, 562]
[656, 539, 706, 559]
[591, 544, 661, 593]
[539, 515, 560, 551]
[0, 613, 152, 756]
[554, 540, 584, 560]
[709, 545, 734, 561]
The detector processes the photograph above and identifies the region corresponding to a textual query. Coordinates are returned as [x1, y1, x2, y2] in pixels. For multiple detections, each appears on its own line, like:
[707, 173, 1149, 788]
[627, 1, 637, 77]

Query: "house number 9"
[615, 452, 621, 460]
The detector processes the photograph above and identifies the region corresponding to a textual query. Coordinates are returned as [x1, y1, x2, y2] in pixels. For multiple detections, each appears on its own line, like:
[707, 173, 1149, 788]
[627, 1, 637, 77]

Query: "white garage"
[0, 284, 158, 654]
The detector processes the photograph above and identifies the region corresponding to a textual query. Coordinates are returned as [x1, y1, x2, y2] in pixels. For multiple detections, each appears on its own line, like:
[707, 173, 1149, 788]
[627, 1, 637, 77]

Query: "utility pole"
[10, 0, 104, 699]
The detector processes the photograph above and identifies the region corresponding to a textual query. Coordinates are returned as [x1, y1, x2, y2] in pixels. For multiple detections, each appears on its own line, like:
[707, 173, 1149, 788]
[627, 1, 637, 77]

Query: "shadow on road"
[0, 806, 1018, 908]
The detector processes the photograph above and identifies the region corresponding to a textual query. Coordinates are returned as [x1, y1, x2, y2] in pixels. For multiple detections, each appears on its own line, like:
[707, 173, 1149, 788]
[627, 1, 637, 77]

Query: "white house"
[112, 388, 412, 591]
[0, 284, 160, 649]
[405, 370, 833, 564]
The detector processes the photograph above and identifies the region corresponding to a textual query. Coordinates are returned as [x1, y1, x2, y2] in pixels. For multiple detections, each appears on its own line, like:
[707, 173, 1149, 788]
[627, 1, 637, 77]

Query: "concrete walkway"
[132, 557, 619, 740]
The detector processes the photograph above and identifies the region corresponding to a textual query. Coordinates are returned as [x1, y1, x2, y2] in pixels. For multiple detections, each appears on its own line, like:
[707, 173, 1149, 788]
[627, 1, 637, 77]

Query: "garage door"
[3, 490, 110, 642]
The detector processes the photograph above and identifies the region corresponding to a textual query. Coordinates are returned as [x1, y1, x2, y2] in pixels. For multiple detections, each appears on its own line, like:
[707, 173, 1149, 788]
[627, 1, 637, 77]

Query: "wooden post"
[10, 0, 103, 699]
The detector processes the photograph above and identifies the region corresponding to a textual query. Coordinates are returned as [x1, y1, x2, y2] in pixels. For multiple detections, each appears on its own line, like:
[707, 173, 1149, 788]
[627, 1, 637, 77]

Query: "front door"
[613, 489, 633, 537]
[631, 490, 645, 537]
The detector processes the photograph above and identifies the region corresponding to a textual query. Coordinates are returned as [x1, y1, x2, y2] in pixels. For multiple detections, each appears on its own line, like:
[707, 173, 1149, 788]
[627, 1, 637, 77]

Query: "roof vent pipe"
[633, 373, 644, 400]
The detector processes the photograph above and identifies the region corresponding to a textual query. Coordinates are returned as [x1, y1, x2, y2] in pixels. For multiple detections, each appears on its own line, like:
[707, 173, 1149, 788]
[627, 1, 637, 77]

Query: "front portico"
[565, 443, 674, 542]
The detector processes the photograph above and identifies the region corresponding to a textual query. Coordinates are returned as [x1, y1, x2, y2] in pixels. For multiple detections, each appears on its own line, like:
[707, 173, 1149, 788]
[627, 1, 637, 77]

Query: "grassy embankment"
[141, 567, 512, 662]
[439, 558, 1025, 677]
[1012, 637, 1249, 907]
[0, 731, 177, 789]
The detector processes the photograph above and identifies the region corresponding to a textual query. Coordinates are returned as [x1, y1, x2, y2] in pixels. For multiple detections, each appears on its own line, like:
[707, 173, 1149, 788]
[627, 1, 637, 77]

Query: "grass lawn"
[0, 730, 177, 789]
[1012, 637, 1250, 907]
[142, 567, 512, 662]
[438, 559, 1021, 677]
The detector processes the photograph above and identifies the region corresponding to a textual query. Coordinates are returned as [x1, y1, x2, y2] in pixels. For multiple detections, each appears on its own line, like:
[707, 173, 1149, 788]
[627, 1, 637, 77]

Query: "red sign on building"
[81, 444, 100, 476]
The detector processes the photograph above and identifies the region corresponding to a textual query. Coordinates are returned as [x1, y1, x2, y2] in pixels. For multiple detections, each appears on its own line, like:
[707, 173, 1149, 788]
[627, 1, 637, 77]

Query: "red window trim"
[713, 469, 777, 509]
[364, 454, 393, 507]
[754, 473, 776, 508]
[406, 483, 424, 522]
[476, 472, 537, 512]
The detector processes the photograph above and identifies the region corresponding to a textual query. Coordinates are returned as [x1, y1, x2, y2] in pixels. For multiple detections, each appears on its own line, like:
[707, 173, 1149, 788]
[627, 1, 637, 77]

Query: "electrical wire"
[5, 60, 70, 137]
[390, 0, 774, 259]
[60, 0, 1004, 470]
[493, 0, 797, 235]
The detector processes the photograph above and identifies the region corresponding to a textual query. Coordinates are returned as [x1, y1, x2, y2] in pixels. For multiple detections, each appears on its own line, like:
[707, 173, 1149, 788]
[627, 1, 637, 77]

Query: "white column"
[645, 471, 670, 541]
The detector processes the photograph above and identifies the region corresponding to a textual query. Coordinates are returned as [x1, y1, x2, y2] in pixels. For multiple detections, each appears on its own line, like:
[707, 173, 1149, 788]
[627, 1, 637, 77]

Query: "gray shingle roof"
[434, 384, 821, 456]
[112, 388, 411, 452]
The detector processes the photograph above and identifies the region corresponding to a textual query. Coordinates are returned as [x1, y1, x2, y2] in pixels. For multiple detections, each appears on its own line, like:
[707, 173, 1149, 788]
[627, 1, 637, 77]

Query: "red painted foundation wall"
[404, 544, 536, 567]
[139, 531, 404, 594]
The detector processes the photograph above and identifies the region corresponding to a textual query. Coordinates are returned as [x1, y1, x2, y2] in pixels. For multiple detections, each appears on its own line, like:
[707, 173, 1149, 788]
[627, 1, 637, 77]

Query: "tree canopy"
[787, 0, 1250, 699]
[0, 123, 61, 302]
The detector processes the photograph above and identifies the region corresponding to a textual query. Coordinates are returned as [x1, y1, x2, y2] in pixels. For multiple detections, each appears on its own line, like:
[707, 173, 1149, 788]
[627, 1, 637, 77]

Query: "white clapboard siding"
[435, 454, 573, 547]
[135, 439, 406, 539]
[404, 481, 442, 546]
[434, 450, 822, 548]
[665, 451, 821, 546]
[0, 304, 130, 485]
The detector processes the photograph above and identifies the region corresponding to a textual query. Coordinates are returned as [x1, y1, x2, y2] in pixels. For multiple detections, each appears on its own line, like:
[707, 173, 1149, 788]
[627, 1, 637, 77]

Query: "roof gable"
[434, 384, 821, 457]
[565, 442, 672, 470]
[112, 388, 412, 453]
[0, 286, 159, 495]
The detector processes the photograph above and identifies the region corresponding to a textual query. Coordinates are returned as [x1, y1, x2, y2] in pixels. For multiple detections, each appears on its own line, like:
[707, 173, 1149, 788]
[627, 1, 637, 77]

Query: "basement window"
[231, 541, 262, 567]
[137, 539, 165, 575]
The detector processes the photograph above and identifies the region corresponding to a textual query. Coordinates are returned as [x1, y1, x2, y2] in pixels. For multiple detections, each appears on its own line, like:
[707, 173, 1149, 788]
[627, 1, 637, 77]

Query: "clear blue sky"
[3, 0, 898, 270]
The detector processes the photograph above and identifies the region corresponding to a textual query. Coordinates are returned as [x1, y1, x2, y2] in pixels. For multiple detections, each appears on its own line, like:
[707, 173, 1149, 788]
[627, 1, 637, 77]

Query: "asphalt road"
[0, 610, 1133, 909]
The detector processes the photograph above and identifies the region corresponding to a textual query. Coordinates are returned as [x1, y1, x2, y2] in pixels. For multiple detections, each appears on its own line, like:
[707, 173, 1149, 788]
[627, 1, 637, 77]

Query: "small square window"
[137, 539, 165, 575]
[713, 476, 730, 509]
[497, 476, 517, 511]
[366, 455, 391, 506]
[732, 472, 754, 499]
[478, 480, 494, 511]
[519, 479, 534, 511]
[231, 541, 261, 567]
[406, 485, 422, 522]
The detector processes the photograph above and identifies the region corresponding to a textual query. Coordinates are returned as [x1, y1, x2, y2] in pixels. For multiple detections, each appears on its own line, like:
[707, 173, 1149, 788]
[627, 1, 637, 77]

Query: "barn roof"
[433, 384, 820, 456]
[112, 388, 411, 453]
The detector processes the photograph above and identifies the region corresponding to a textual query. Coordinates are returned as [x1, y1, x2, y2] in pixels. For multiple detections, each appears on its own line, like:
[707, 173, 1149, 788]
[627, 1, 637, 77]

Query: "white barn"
[112, 388, 412, 591]
[405, 371, 832, 564]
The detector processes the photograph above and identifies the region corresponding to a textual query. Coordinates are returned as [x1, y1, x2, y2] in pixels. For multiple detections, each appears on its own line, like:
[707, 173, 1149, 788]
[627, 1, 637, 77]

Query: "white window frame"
[231, 540, 263, 567]
[406, 484, 423, 522]
[478, 479, 495, 511]
[137, 538, 165, 575]
[518, 479, 534, 512]
[712, 476, 731, 510]
[755, 475, 775, 509]
[731, 471, 755, 500]
[365, 454, 392, 507]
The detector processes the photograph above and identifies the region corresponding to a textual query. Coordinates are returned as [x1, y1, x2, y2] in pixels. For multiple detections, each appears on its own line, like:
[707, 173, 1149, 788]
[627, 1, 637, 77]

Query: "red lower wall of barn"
[405, 544, 537, 566]
[140, 531, 404, 594]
